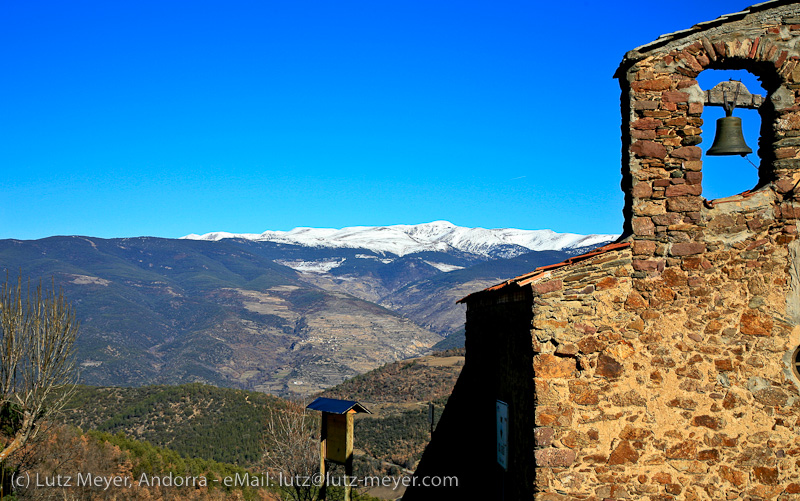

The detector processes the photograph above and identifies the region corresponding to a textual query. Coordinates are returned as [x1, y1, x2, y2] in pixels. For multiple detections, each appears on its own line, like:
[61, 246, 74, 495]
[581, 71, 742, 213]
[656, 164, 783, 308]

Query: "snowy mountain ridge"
[182, 221, 619, 259]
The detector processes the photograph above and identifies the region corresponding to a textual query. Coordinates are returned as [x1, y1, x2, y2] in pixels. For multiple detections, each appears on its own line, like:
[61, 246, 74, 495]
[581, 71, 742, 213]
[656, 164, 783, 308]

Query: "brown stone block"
[688, 102, 703, 115]
[680, 135, 702, 146]
[697, 449, 720, 461]
[714, 41, 726, 58]
[534, 449, 576, 469]
[594, 277, 618, 292]
[666, 118, 688, 128]
[595, 353, 624, 379]
[683, 160, 702, 171]
[666, 439, 698, 459]
[775, 50, 789, 69]
[722, 392, 739, 410]
[676, 65, 699, 78]
[633, 259, 664, 272]
[536, 404, 572, 427]
[692, 415, 723, 430]
[774, 177, 797, 193]
[534, 427, 555, 447]
[651, 472, 671, 484]
[786, 483, 800, 494]
[653, 285, 675, 303]
[538, 319, 568, 330]
[632, 217, 655, 237]
[569, 380, 599, 405]
[740, 310, 773, 336]
[752, 387, 788, 406]
[632, 77, 672, 92]
[582, 454, 608, 465]
[631, 140, 668, 159]
[671, 242, 705, 256]
[767, 45, 778, 61]
[641, 309, 660, 320]
[671, 146, 702, 160]
[651, 357, 675, 369]
[632, 129, 657, 140]
[652, 212, 682, 226]
[626, 317, 644, 332]
[665, 184, 703, 197]
[633, 117, 663, 130]
[714, 359, 733, 371]
[635, 100, 659, 110]
[555, 343, 579, 356]
[667, 397, 697, 410]
[578, 336, 605, 354]
[608, 440, 639, 465]
[534, 354, 576, 379]
[650, 370, 663, 384]
[666, 483, 682, 495]
[667, 196, 702, 212]
[679, 51, 703, 73]
[625, 291, 649, 310]
[676, 365, 703, 380]
[719, 465, 746, 488]
[632, 181, 653, 198]
[661, 267, 688, 286]
[596, 485, 630, 499]
[753, 466, 779, 485]
[645, 110, 672, 118]
[533, 279, 562, 294]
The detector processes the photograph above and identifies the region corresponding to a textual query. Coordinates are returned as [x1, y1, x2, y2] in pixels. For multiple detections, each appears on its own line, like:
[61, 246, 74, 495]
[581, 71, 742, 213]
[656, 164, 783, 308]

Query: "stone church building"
[405, 1, 800, 499]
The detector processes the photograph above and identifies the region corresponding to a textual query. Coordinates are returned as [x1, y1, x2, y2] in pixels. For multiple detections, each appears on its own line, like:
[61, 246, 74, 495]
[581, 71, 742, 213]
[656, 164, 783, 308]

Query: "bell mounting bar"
[704, 80, 764, 110]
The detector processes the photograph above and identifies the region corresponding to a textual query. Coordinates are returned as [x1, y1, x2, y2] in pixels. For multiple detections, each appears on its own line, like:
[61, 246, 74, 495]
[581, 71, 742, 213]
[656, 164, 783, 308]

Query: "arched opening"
[696, 69, 765, 200]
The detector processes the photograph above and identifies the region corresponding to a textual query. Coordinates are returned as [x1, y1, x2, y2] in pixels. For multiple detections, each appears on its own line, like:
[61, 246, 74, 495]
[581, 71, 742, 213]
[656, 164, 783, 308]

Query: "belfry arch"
[617, 14, 800, 239]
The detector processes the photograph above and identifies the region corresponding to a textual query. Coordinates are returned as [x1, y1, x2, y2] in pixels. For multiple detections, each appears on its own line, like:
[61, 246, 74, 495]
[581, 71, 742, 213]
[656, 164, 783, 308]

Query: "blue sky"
[1, 1, 766, 240]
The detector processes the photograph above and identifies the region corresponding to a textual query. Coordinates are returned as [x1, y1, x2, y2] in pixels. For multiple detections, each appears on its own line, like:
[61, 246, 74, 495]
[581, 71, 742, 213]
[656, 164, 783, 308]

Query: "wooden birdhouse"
[306, 397, 371, 501]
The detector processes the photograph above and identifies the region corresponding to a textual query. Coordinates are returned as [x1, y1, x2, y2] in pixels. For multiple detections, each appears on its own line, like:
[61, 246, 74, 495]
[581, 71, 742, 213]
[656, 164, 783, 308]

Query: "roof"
[616, 0, 796, 76]
[306, 397, 372, 414]
[458, 241, 631, 303]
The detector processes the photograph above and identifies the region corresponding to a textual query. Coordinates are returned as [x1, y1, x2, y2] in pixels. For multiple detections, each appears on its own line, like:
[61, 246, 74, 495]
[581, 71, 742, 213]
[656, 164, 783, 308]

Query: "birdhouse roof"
[306, 397, 372, 414]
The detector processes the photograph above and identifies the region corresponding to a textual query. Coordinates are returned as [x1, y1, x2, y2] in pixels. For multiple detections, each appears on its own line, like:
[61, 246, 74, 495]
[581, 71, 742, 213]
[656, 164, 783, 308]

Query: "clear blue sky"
[1, 1, 765, 240]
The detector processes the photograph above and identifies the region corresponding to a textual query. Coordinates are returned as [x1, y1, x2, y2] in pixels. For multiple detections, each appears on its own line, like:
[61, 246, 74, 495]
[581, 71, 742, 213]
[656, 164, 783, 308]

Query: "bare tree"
[262, 400, 319, 501]
[0, 274, 78, 464]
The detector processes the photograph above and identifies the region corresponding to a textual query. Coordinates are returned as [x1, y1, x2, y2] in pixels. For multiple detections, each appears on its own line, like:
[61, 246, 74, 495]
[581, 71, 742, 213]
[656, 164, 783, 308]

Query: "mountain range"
[0, 222, 617, 395]
[183, 220, 613, 259]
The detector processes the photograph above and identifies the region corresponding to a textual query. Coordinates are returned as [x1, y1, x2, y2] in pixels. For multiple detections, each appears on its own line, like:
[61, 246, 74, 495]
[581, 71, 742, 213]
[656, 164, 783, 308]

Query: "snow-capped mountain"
[182, 221, 618, 259]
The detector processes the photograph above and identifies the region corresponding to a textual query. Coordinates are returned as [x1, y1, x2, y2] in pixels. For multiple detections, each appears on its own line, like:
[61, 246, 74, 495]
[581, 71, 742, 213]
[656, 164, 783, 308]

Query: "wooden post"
[319, 415, 327, 501]
[344, 412, 354, 501]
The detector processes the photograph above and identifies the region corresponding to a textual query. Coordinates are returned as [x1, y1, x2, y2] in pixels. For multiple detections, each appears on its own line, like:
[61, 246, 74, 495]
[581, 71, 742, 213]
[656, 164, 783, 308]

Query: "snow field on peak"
[183, 222, 618, 259]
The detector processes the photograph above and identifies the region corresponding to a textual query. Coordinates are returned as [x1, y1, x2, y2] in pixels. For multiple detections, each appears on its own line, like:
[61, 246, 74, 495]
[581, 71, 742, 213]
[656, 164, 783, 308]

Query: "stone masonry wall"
[528, 3, 800, 500]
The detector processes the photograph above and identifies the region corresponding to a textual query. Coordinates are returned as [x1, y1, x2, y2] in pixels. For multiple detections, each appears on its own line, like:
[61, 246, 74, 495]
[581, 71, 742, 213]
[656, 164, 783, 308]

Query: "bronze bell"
[706, 115, 752, 156]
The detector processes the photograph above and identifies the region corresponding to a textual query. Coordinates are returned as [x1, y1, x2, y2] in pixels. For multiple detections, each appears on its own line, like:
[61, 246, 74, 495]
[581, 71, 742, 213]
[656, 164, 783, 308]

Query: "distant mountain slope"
[184, 221, 616, 259]
[0, 237, 441, 394]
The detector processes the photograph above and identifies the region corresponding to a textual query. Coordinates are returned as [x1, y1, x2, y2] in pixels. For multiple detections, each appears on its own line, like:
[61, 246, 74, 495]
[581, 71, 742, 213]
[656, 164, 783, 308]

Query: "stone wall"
[407, 2, 800, 500]
[530, 3, 800, 498]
